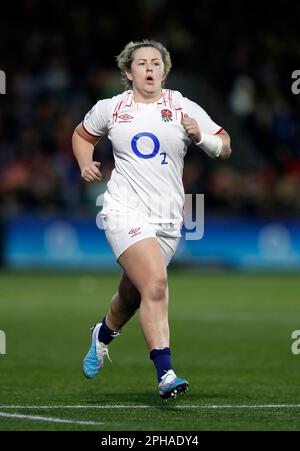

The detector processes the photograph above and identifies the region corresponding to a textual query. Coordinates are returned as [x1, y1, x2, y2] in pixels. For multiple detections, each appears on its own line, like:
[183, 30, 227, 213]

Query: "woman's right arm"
[72, 122, 103, 182]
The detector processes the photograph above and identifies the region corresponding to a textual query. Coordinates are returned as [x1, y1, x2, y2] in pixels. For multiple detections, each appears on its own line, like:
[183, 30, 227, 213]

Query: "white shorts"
[100, 212, 181, 266]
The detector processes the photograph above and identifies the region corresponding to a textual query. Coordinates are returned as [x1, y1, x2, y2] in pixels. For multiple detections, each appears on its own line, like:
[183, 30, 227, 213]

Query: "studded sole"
[160, 382, 189, 400]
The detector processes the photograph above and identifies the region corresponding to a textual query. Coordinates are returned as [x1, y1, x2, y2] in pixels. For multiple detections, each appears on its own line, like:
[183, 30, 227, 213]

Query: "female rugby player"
[72, 40, 231, 399]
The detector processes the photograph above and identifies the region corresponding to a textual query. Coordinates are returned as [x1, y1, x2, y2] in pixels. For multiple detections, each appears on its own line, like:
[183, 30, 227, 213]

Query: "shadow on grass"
[80, 389, 233, 411]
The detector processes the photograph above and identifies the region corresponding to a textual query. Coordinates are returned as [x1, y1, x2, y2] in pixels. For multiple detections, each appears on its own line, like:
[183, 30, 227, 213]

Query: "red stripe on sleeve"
[214, 127, 224, 135]
[82, 123, 102, 138]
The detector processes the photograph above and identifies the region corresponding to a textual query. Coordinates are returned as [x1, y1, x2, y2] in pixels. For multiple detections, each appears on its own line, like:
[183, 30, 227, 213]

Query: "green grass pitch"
[0, 270, 300, 431]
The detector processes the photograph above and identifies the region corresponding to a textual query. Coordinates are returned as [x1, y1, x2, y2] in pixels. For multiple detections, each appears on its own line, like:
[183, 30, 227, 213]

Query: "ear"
[124, 68, 133, 82]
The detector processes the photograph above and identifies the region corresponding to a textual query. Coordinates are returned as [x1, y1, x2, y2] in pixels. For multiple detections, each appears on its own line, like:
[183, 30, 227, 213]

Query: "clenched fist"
[182, 113, 201, 143]
[81, 161, 102, 182]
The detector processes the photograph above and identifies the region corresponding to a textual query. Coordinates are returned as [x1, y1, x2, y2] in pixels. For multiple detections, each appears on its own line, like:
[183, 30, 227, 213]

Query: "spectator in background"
[1, 0, 300, 217]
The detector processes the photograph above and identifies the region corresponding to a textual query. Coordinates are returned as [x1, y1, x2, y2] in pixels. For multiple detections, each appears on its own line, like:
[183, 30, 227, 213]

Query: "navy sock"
[150, 347, 172, 382]
[98, 317, 118, 345]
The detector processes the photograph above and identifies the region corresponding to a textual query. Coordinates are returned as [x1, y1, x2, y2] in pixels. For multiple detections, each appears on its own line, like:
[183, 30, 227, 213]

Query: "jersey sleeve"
[181, 97, 223, 135]
[83, 99, 110, 137]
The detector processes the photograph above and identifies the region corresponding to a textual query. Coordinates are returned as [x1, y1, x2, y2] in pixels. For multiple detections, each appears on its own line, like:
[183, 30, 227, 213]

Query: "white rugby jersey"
[83, 89, 222, 229]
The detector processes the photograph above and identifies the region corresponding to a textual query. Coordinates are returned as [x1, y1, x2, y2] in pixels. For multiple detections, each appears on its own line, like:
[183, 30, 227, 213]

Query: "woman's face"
[125, 47, 165, 99]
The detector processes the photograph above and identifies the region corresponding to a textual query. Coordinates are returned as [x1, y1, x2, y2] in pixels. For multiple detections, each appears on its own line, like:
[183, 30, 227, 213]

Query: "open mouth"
[146, 76, 154, 83]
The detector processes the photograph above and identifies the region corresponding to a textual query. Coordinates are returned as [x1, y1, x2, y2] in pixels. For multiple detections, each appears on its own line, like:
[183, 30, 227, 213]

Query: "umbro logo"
[128, 227, 141, 238]
[118, 114, 134, 123]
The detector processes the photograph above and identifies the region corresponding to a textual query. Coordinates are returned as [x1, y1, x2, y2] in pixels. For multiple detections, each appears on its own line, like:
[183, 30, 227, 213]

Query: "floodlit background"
[0, 0, 300, 431]
[0, 0, 300, 270]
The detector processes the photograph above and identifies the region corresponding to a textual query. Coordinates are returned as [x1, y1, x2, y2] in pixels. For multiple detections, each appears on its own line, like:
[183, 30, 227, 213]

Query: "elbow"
[220, 145, 232, 159]
[217, 131, 232, 159]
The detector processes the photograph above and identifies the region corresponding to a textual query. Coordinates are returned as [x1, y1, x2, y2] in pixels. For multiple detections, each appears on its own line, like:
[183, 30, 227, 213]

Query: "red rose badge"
[161, 109, 173, 122]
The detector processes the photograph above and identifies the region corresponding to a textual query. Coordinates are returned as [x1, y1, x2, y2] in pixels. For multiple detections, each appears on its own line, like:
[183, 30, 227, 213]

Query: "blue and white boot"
[159, 370, 189, 400]
[83, 323, 112, 379]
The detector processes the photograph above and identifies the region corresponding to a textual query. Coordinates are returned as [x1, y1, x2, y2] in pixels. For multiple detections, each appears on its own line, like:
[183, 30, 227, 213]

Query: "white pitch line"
[0, 404, 300, 410]
[0, 412, 103, 426]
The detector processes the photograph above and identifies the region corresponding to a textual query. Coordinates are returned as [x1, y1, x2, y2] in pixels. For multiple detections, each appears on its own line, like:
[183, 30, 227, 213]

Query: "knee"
[144, 276, 168, 302]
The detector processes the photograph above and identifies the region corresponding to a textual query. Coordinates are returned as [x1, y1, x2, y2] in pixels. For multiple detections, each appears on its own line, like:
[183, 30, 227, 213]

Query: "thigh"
[101, 212, 156, 261]
[118, 237, 167, 296]
[156, 235, 180, 266]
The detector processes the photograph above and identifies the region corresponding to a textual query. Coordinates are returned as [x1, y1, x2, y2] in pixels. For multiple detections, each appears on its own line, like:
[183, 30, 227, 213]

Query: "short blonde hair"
[116, 39, 172, 90]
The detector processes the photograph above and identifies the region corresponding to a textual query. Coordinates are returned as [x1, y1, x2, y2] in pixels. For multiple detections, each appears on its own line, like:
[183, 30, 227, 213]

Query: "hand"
[81, 162, 102, 182]
[182, 113, 201, 143]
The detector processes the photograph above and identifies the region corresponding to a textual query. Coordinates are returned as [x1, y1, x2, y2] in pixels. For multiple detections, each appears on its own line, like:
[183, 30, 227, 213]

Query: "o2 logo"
[131, 132, 168, 165]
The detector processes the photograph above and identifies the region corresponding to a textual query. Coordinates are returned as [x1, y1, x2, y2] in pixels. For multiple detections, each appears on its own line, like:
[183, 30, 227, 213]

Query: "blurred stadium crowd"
[0, 0, 300, 217]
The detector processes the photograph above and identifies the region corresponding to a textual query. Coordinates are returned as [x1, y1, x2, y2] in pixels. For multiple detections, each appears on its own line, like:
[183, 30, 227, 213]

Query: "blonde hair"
[116, 39, 172, 90]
